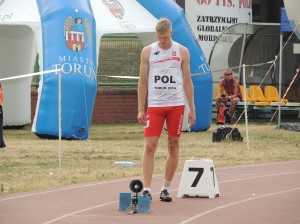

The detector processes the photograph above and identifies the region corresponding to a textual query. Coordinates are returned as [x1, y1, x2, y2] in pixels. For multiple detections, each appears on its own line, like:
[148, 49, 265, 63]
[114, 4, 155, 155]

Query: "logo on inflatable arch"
[64, 13, 92, 52]
[0, 0, 5, 7]
[102, 0, 124, 20]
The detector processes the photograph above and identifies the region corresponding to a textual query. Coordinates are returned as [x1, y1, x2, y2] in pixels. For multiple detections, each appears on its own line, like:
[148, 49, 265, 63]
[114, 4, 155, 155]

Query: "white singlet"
[148, 41, 185, 107]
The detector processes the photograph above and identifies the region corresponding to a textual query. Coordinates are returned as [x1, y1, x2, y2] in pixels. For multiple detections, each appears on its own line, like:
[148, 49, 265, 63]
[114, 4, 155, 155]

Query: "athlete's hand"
[188, 110, 196, 128]
[137, 111, 147, 126]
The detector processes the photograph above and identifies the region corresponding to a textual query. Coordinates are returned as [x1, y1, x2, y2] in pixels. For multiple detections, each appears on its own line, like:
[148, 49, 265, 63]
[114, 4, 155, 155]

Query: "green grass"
[0, 123, 299, 196]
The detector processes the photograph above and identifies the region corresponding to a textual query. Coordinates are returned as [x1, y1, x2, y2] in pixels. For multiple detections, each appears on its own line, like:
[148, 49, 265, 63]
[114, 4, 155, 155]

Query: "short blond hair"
[224, 69, 233, 76]
[155, 17, 172, 33]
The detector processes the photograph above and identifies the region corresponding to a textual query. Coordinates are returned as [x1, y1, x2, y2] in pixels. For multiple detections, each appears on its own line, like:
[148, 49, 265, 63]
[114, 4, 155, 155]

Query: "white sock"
[161, 187, 169, 191]
[143, 188, 151, 193]
[161, 180, 171, 191]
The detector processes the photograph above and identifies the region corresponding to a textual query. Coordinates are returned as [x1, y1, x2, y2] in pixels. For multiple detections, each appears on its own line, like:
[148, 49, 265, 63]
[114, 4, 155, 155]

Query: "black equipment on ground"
[212, 126, 243, 142]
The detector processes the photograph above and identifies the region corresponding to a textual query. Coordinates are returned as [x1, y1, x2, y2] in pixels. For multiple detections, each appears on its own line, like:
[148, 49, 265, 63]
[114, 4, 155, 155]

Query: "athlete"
[137, 18, 196, 202]
[215, 69, 242, 122]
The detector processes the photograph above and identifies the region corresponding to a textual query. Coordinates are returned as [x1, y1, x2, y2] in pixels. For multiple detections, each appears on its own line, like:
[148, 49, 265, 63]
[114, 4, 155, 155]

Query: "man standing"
[215, 69, 242, 121]
[137, 18, 196, 202]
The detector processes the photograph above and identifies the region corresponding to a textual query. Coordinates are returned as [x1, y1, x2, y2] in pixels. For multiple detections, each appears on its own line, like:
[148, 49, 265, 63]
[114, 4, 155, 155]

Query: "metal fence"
[32, 34, 143, 88]
[98, 34, 143, 86]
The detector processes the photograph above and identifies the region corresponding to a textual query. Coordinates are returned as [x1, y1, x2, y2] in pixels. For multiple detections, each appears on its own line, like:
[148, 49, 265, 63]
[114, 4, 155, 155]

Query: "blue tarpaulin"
[281, 8, 293, 33]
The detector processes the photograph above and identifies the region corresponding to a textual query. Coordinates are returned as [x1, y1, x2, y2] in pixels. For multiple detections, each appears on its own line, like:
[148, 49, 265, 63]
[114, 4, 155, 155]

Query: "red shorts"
[144, 105, 185, 137]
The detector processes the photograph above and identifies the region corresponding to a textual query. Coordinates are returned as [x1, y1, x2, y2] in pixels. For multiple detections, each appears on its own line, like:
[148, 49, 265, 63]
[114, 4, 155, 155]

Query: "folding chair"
[264, 86, 288, 103]
[249, 85, 272, 103]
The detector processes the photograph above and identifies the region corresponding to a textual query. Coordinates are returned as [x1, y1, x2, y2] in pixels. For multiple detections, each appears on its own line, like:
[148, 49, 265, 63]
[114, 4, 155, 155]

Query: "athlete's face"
[157, 30, 173, 50]
[224, 71, 233, 81]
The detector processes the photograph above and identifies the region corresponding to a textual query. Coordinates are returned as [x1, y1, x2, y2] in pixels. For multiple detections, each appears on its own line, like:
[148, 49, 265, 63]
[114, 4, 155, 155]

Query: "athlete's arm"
[137, 46, 150, 125]
[232, 79, 240, 99]
[180, 45, 196, 127]
[219, 79, 225, 97]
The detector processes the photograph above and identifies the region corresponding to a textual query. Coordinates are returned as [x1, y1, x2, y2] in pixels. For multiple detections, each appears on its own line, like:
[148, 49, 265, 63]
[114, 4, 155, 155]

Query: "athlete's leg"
[215, 96, 222, 112]
[158, 106, 184, 202]
[216, 96, 228, 113]
[229, 97, 240, 117]
[164, 106, 184, 183]
[142, 136, 159, 188]
[164, 135, 180, 182]
[143, 107, 165, 189]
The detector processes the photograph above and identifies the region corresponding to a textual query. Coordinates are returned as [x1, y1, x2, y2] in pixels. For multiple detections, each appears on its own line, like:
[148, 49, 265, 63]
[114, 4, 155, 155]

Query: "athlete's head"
[156, 17, 172, 33]
[224, 69, 233, 80]
[155, 18, 173, 49]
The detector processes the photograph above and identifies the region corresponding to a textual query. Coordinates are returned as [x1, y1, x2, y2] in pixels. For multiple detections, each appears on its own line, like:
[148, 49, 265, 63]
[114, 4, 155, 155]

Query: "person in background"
[215, 69, 242, 122]
[137, 17, 196, 202]
[0, 82, 6, 148]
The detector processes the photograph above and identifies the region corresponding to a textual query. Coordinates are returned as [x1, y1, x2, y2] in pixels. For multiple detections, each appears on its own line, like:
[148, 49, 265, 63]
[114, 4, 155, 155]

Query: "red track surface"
[1, 160, 300, 224]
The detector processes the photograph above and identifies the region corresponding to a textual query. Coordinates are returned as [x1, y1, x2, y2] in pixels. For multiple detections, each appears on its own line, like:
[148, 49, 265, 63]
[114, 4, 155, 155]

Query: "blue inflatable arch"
[33, 0, 97, 140]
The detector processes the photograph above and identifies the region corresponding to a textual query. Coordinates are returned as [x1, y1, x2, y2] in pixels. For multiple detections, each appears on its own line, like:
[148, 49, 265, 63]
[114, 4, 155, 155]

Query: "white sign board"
[177, 159, 220, 198]
[186, 0, 252, 59]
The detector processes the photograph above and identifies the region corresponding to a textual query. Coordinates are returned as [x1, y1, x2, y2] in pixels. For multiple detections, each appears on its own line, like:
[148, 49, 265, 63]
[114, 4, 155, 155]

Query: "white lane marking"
[42, 201, 118, 224]
[215, 160, 300, 171]
[218, 171, 300, 184]
[0, 178, 133, 202]
[179, 187, 300, 224]
[1, 160, 299, 202]
[0, 173, 163, 202]
[40, 171, 300, 224]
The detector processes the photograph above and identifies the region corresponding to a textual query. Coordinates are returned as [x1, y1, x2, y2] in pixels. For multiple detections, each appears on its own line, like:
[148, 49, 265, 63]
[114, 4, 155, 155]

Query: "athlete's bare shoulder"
[178, 44, 189, 52]
[141, 44, 152, 59]
[178, 44, 190, 61]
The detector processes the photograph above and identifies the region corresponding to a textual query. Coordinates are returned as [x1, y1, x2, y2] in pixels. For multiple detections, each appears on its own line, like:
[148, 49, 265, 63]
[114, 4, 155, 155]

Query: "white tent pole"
[58, 69, 62, 166]
[238, 23, 248, 78]
[243, 64, 250, 150]
[278, 34, 283, 128]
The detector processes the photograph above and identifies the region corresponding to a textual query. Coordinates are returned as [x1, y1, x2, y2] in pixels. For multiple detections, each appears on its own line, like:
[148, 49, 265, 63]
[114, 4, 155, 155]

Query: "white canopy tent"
[0, 0, 41, 126]
[0, 0, 157, 126]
